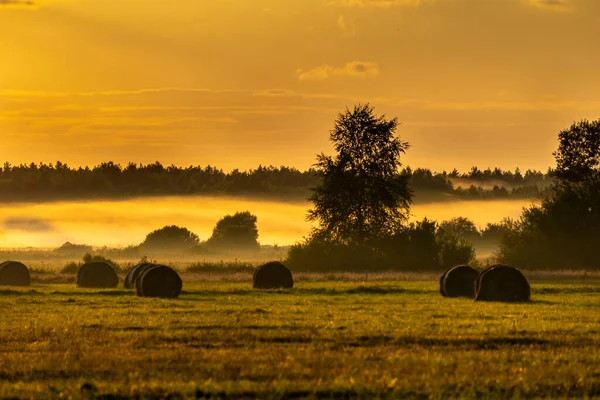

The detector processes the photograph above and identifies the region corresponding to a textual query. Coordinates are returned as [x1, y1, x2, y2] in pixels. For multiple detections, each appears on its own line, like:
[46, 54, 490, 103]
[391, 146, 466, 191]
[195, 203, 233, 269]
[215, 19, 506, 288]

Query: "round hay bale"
[0, 261, 31, 286]
[124, 262, 154, 289]
[439, 267, 451, 296]
[135, 265, 182, 298]
[253, 261, 293, 289]
[474, 265, 494, 295]
[475, 265, 530, 302]
[440, 265, 479, 298]
[76, 261, 119, 288]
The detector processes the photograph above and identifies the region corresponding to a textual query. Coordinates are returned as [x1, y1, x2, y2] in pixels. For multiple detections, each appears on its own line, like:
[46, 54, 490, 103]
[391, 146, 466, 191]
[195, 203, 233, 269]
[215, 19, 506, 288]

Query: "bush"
[205, 211, 260, 253]
[61, 262, 80, 274]
[141, 226, 200, 252]
[286, 219, 475, 272]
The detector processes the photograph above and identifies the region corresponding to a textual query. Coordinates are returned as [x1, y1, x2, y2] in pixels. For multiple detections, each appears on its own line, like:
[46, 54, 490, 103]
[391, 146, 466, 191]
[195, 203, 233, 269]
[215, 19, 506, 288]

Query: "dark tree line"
[0, 160, 551, 202]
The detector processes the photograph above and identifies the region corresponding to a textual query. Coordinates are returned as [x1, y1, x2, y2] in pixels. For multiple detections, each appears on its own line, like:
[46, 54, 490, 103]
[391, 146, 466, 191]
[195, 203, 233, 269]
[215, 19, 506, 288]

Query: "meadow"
[1, 274, 599, 399]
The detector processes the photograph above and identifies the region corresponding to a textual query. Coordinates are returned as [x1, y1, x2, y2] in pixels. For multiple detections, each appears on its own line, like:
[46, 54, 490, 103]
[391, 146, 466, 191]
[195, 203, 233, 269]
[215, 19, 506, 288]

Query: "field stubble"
[0, 277, 599, 399]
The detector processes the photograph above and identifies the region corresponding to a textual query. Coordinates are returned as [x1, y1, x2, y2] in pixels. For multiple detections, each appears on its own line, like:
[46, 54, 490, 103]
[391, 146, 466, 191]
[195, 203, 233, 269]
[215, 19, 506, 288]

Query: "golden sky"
[1, 0, 599, 172]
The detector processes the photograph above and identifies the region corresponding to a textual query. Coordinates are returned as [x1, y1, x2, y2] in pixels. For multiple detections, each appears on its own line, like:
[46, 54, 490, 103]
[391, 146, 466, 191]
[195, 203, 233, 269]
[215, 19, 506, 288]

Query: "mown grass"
[0, 280, 599, 399]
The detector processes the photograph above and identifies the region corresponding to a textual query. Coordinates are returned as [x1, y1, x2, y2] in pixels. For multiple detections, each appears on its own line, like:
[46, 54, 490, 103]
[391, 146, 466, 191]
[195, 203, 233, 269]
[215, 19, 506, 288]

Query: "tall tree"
[554, 119, 600, 184]
[308, 104, 412, 246]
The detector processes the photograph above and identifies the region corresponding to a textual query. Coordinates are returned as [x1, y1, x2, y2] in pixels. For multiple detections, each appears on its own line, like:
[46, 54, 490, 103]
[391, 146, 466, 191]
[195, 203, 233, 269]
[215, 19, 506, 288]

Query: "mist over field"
[0, 195, 532, 249]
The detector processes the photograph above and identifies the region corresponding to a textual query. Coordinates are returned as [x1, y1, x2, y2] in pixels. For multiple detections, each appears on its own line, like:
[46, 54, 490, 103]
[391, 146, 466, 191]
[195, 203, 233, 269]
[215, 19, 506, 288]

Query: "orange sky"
[1, 0, 599, 172]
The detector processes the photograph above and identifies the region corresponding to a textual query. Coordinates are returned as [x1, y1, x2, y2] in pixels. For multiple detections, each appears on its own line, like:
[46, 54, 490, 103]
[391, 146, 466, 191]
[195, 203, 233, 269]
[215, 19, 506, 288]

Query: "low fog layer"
[0, 195, 532, 249]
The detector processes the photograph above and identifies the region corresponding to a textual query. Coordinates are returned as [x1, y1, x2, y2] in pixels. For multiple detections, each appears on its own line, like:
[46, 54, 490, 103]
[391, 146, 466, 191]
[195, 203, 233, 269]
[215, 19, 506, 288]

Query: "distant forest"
[0, 161, 553, 202]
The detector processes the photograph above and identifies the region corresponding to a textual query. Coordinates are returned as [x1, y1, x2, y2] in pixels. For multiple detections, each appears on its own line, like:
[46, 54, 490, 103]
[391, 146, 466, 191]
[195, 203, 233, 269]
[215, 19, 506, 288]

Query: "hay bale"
[439, 268, 450, 296]
[136, 265, 182, 298]
[124, 262, 154, 289]
[76, 261, 119, 288]
[440, 265, 479, 298]
[475, 264, 530, 302]
[0, 261, 31, 286]
[253, 261, 293, 289]
[474, 265, 494, 295]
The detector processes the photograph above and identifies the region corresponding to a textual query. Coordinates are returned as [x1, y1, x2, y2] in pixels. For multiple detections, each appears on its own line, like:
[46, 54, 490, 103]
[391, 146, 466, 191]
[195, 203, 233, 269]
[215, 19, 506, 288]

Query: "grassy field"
[1, 278, 599, 399]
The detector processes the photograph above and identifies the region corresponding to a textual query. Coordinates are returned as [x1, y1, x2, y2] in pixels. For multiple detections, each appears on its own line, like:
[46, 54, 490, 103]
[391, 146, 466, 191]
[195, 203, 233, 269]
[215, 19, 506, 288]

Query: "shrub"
[141, 226, 200, 252]
[286, 219, 475, 272]
[61, 262, 81, 274]
[205, 211, 260, 253]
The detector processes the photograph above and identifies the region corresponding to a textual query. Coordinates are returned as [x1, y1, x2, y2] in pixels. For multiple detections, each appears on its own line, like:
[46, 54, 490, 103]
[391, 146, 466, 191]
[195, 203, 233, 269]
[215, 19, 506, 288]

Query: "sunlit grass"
[0, 279, 598, 398]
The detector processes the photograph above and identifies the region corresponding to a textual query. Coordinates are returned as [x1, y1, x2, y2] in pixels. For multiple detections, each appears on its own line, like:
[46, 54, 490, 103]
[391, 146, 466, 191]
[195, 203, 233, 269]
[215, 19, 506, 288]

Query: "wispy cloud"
[4, 217, 55, 233]
[0, 0, 35, 6]
[525, 0, 573, 11]
[332, 0, 431, 7]
[297, 61, 380, 81]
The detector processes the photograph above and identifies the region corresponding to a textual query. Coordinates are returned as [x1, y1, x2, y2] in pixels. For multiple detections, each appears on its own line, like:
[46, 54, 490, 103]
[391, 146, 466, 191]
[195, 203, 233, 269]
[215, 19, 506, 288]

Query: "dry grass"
[0, 279, 598, 398]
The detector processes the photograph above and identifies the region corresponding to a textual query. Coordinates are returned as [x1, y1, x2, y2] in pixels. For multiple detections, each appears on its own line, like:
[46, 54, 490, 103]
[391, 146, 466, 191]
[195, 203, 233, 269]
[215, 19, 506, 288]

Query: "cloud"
[333, 0, 431, 7]
[0, 0, 34, 6]
[297, 61, 380, 81]
[525, 0, 573, 11]
[4, 217, 55, 232]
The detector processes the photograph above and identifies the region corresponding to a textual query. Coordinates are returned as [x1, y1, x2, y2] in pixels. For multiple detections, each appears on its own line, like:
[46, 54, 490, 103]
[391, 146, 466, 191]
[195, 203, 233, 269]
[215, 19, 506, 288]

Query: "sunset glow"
[2, 0, 599, 171]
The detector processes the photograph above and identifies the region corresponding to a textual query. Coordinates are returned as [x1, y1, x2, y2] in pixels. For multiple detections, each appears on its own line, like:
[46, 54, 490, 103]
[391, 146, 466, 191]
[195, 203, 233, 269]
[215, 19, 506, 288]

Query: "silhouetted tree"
[498, 119, 600, 269]
[141, 225, 200, 251]
[308, 104, 412, 246]
[554, 119, 600, 184]
[438, 217, 481, 244]
[206, 211, 260, 252]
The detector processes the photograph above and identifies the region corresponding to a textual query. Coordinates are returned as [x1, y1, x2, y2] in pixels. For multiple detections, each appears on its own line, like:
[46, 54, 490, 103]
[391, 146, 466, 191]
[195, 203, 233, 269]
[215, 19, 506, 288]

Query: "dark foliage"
[205, 211, 260, 252]
[286, 219, 474, 272]
[0, 160, 550, 202]
[0, 261, 31, 286]
[135, 265, 182, 298]
[253, 261, 294, 289]
[440, 265, 479, 298]
[76, 262, 119, 288]
[475, 265, 530, 302]
[286, 104, 479, 272]
[308, 104, 412, 246]
[554, 119, 600, 183]
[498, 119, 600, 270]
[141, 226, 200, 252]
